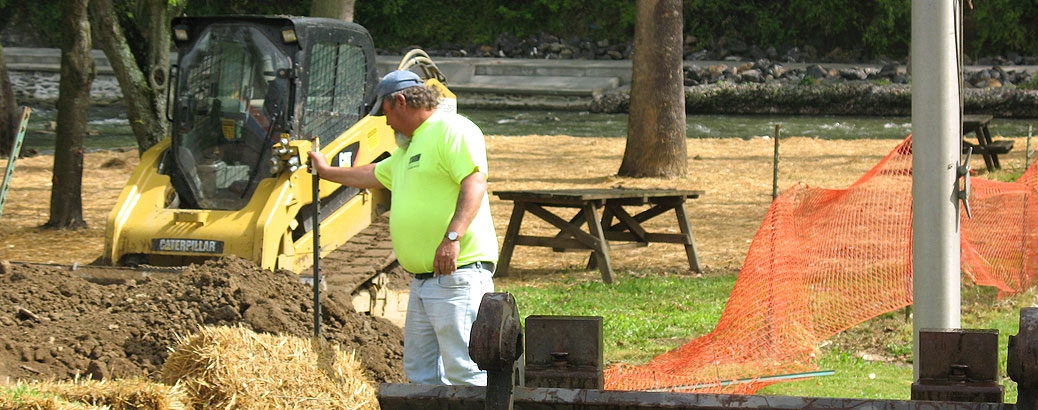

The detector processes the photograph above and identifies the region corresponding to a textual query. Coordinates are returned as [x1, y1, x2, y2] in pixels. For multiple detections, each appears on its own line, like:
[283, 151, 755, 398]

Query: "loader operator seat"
[169, 22, 294, 211]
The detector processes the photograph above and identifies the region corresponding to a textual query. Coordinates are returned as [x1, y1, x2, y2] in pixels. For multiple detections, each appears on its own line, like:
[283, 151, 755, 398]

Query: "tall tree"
[618, 0, 686, 178]
[311, 0, 356, 22]
[90, 0, 182, 152]
[0, 44, 18, 158]
[46, 0, 95, 229]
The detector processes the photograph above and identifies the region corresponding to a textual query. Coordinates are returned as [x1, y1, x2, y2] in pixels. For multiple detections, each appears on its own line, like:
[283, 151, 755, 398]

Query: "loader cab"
[168, 16, 378, 210]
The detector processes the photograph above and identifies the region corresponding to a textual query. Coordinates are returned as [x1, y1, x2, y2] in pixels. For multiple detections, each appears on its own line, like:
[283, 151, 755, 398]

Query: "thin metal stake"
[1028, 125, 1033, 167]
[772, 123, 780, 201]
[311, 136, 322, 337]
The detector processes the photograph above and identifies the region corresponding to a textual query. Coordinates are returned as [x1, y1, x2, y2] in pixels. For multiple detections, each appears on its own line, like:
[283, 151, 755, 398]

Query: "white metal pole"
[911, 0, 962, 380]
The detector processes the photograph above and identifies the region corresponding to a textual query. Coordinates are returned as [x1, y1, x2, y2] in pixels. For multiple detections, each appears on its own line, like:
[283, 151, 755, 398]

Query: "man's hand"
[307, 151, 329, 175]
[433, 238, 461, 276]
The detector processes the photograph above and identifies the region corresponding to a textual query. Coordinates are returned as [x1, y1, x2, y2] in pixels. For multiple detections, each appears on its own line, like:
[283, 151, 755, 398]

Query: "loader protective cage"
[167, 16, 378, 210]
[103, 15, 398, 270]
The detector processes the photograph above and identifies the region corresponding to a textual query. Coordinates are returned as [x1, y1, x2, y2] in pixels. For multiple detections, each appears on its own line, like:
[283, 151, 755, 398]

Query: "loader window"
[172, 24, 291, 210]
[303, 41, 367, 141]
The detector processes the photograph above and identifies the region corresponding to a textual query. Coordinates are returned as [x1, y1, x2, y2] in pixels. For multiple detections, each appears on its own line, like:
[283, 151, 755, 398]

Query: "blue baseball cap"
[369, 70, 425, 116]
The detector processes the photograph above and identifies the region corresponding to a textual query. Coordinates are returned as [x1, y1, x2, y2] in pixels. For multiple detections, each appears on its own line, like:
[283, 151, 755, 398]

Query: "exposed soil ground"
[0, 256, 407, 385]
[1, 132, 1035, 386]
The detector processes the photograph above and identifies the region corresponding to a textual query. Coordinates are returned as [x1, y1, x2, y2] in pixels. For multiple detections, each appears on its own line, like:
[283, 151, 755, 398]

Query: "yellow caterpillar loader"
[101, 16, 452, 322]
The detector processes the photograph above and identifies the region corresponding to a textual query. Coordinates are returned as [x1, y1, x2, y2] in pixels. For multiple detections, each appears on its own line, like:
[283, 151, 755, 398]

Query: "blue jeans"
[403, 265, 495, 385]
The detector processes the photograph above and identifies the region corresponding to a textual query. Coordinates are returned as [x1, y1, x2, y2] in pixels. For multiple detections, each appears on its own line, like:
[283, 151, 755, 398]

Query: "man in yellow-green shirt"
[308, 70, 497, 386]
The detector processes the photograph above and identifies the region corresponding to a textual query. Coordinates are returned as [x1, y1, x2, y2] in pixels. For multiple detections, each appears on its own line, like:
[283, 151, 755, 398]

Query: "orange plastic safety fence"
[604, 136, 1038, 393]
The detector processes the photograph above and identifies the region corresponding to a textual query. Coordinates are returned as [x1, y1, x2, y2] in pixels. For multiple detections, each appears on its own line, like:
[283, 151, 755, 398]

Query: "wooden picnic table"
[962, 114, 1013, 172]
[493, 188, 704, 283]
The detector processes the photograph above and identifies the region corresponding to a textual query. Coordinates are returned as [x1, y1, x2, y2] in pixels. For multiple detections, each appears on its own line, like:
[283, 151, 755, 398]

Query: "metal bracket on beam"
[911, 328, 1002, 402]
[524, 315, 604, 389]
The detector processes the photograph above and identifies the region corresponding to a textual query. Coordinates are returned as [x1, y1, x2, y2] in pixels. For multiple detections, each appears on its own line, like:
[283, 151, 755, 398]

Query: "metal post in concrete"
[910, 0, 963, 381]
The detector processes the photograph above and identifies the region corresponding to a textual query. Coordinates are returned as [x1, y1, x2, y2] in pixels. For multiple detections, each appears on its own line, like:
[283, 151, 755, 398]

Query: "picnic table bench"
[962, 114, 1013, 172]
[493, 188, 704, 284]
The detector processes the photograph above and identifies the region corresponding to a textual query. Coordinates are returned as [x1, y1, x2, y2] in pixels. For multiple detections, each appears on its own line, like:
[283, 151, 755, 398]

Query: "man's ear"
[392, 93, 407, 108]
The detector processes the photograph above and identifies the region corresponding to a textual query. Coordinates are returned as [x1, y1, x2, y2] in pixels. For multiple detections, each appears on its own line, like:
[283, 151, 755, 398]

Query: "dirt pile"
[0, 256, 407, 385]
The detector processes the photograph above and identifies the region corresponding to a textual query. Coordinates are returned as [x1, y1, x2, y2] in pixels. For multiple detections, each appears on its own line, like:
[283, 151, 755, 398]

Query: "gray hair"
[388, 85, 441, 111]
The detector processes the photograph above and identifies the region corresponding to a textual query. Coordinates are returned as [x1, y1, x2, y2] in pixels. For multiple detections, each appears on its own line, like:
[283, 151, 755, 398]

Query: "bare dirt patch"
[1, 134, 1033, 384]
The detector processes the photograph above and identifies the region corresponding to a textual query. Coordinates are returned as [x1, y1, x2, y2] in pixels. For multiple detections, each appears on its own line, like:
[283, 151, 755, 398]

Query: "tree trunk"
[618, 0, 686, 178]
[0, 44, 18, 158]
[311, 0, 356, 22]
[46, 0, 95, 229]
[89, 0, 175, 153]
[142, 0, 179, 131]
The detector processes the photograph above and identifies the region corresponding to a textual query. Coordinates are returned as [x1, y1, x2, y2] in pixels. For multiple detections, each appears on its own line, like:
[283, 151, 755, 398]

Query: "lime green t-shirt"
[373, 111, 498, 273]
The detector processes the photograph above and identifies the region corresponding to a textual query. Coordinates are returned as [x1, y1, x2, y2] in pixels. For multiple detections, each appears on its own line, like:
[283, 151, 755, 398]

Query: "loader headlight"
[173, 25, 190, 43]
[281, 28, 298, 44]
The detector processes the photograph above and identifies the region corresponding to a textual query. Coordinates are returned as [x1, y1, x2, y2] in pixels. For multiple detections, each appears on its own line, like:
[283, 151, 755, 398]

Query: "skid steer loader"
[101, 16, 453, 324]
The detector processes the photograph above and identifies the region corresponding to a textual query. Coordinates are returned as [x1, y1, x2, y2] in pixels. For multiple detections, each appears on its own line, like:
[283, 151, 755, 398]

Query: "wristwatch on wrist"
[445, 231, 460, 241]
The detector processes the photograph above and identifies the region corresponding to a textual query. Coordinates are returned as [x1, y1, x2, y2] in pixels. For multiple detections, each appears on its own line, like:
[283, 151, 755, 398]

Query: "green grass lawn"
[498, 271, 1033, 402]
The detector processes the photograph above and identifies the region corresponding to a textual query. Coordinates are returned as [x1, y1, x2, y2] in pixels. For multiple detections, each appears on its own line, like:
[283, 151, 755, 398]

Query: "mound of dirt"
[0, 255, 407, 385]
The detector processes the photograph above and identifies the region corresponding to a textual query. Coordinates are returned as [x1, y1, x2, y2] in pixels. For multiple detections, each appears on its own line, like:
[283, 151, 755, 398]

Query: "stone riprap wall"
[11, 71, 123, 107]
[8, 53, 1038, 117]
[593, 82, 1038, 118]
[590, 61, 1038, 117]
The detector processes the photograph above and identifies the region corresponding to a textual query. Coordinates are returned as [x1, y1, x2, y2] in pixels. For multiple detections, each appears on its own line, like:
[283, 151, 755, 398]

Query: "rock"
[878, 63, 900, 78]
[685, 49, 708, 61]
[739, 69, 764, 83]
[806, 64, 829, 80]
[838, 68, 868, 81]
[783, 47, 803, 63]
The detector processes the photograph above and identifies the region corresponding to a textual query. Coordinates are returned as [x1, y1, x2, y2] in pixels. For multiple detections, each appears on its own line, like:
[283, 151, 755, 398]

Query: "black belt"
[412, 261, 495, 280]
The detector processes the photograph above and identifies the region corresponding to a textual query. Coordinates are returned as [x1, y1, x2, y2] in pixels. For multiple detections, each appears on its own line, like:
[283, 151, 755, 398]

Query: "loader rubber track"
[318, 214, 411, 296]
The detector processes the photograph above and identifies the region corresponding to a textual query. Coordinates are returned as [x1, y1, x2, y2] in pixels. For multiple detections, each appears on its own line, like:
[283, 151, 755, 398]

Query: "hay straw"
[161, 326, 378, 410]
[0, 377, 187, 410]
[0, 394, 102, 410]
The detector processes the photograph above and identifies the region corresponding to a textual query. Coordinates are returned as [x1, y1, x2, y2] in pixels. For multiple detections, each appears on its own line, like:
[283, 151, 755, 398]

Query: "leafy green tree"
[860, 0, 910, 59]
[1, 0, 1037, 88]
[312, 0, 356, 22]
[967, 0, 1038, 58]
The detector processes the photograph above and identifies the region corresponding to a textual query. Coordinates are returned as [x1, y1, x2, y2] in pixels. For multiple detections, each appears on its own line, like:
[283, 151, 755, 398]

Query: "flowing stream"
[17, 106, 1038, 153]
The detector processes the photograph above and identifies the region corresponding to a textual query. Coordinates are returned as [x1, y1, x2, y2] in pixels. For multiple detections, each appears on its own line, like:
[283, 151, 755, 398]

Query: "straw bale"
[0, 378, 186, 410]
[0, 394, 103, 410]
[161, 326, 378, 410]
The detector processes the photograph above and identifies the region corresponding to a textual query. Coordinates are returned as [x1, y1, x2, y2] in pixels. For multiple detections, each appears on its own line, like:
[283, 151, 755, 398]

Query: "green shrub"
[1021, 74, 1038, 91]
[3, 0, 1037, 60]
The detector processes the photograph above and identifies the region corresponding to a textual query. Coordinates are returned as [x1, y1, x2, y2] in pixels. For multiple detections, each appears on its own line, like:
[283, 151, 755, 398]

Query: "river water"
[17, 105, 1038, 153]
